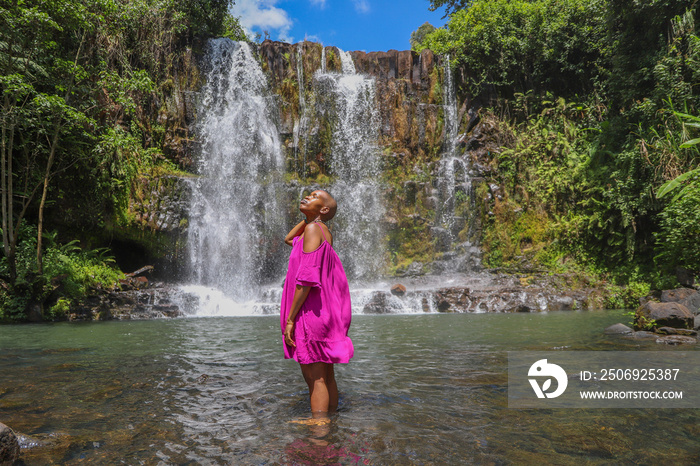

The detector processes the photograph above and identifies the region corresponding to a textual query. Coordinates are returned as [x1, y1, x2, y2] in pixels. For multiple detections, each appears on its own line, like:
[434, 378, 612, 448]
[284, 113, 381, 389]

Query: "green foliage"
[0, 225, 122, 321]
[655, 179, 700, 273]
[49, 298, 71, 320]
[418, 0, 608, 97]
[605, 0, 693, 108]
[222, 13, 248, 41]
[42, 242, 123, 299]
[428, 0, 473, 17]
[446, 1, 700, 294]
[0, 0, 232, 316]
[635, 314, 658, 332]
[607, 280, 651, 310]
[410, 22, 436, 51]
[180, 0, 234, 38]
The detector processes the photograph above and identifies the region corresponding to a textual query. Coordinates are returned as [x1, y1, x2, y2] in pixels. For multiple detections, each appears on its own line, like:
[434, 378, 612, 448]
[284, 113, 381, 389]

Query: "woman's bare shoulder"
[302, 223, 323, 252]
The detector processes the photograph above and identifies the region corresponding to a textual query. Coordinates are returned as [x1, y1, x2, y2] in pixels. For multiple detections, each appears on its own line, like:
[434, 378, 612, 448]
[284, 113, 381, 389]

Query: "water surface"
[2, 311, 699, 464]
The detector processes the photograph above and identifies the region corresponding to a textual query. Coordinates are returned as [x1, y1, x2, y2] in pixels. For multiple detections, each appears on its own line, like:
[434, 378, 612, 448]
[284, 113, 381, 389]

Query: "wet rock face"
[256, 40, 444, 165]
[129, 175, 192, 234]
[0, 422, 20, 464]
[433, 285, 592, 313]
[350, 49, 435, 85]
[656, 335, 697, 345]
[68, 283, 184, 321]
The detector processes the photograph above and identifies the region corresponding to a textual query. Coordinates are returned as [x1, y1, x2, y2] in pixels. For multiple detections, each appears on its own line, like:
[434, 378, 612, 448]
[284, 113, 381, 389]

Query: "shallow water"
[1, 311, 699, 464]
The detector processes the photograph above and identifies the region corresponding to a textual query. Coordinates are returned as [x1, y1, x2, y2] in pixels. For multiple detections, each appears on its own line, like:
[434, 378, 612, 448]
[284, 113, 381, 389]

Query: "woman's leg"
[300, 362, 338, 413]
[326, 364, 338, 412]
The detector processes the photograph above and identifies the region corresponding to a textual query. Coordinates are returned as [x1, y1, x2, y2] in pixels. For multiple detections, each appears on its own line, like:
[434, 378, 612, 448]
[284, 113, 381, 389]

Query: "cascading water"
[314, 49, 385, 281]
[339, 49, 357, 75]
[293, 44, 308, 176]
[433, 56, 479, 272]
[180, 41, 479, 317]
[185, 39, 287, 311]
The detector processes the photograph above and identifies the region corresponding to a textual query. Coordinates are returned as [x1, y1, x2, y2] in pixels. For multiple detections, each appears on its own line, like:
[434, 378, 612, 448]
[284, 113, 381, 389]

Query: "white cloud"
[303, 33, 323, 43]
[309, 0, 326, 8]
[352, 0, 370, 14]
[231, 0, 294, 43]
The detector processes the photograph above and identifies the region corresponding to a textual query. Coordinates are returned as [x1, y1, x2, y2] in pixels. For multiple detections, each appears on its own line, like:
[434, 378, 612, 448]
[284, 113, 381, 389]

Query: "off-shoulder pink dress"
[280, 229, 354, 364]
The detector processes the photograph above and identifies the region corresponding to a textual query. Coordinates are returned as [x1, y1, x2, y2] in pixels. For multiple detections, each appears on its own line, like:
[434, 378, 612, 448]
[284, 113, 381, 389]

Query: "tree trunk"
[1, 103, 17, 283]
[36, 29, 86, 276]
[36, 123, 61, 275]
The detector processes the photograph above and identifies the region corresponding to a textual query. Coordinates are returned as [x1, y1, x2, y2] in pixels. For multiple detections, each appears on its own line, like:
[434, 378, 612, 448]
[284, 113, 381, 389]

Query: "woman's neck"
[305, 215, 323, 224]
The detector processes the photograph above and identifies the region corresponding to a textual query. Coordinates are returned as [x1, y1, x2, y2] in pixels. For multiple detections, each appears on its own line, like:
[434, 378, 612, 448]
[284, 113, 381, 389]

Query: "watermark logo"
[528, 359, 568, 398]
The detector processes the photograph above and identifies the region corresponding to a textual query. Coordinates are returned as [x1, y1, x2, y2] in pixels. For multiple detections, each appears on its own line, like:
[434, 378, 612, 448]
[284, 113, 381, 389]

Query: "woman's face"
[300, 190, 327, 216]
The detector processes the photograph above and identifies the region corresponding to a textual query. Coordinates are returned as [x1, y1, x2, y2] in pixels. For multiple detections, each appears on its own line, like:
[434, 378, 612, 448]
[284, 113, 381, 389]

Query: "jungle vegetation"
[1, 0, 698, 319]
[416, 0, 700, 299]
[0, 0, 246, 319]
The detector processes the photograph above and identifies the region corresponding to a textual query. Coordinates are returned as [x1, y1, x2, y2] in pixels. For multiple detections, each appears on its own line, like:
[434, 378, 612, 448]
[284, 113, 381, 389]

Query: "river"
[2, 311, 699, 464]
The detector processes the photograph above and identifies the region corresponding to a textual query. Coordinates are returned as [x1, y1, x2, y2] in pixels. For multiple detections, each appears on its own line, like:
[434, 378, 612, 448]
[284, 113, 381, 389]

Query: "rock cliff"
[127, 39, 480, 279]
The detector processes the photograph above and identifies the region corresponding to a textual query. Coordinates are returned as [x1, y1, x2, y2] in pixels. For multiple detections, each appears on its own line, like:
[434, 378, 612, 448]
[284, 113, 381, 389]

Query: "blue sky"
[231, 0, 448, 52]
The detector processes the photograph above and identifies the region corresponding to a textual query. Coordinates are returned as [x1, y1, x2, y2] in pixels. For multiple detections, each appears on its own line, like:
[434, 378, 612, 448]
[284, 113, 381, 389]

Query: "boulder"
[362, 292, 392, 314]
[0, 422, 20, 464]
[547, 295, 575, 311]
[434, 287, 470, 312]
[660, 288, 700, 315]
[635, 302, 693, 330]
[604, 323, 633, 334]
[390, 284, 406, 297]
[656, 335, 697, 345]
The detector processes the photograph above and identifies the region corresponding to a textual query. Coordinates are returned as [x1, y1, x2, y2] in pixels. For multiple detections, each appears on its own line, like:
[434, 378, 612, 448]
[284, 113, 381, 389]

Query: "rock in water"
[390, 284, 407, 296]
[656, 335, 697, 345]
[604, 323, 633, 334]
[635, 302, 693, 330]
[0, 422, 20, 464]
[362, 292, 391, 314]
[623, 331, 658, 340]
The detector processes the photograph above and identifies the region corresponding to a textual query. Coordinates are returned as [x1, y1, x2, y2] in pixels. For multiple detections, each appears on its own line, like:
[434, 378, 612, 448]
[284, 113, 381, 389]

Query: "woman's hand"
[284, 321, 296, 347]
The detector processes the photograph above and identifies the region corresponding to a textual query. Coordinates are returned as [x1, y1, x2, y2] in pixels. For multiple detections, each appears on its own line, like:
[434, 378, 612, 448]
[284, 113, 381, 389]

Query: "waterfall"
[187, 39, 286, 303]
[314, 49, 384, 281]
[293, 44, 308, 177]
[339, 50, 356, 75]
[433, 55, 478, 272]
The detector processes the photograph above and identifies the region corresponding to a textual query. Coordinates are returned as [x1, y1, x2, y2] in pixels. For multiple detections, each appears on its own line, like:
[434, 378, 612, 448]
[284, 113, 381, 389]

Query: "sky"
[230, 0, 449, 52]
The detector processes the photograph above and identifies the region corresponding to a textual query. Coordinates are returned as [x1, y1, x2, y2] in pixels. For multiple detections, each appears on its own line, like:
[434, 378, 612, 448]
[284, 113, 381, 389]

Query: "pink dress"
[280, 229, 354, 364]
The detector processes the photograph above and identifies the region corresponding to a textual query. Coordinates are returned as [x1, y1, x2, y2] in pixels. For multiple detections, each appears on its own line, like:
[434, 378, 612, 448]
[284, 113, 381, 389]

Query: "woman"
[281, 190, 354, 414]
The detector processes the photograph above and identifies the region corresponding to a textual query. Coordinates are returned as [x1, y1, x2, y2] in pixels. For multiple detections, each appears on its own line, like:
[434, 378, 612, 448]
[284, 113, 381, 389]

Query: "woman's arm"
[285, 220, 307, 246]
[284, 284, 311, 347]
